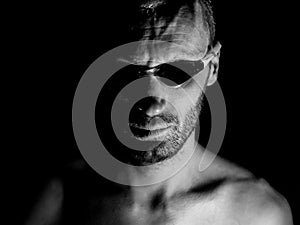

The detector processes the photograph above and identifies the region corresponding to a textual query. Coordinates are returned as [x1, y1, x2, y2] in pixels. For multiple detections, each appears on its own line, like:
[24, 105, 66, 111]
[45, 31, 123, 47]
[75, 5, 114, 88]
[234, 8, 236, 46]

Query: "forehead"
[120, 0, 210, 67]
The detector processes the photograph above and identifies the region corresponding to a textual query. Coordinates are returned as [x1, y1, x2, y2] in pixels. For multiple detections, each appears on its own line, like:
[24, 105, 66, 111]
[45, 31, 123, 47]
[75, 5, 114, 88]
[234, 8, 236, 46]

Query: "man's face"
[98, 1, 218, 165]
[122, 44, 211, 164]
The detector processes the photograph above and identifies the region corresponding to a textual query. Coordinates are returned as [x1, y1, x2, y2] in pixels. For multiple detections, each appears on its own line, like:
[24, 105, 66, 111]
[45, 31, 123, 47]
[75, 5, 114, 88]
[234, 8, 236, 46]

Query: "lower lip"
[130, 126, 172, 141]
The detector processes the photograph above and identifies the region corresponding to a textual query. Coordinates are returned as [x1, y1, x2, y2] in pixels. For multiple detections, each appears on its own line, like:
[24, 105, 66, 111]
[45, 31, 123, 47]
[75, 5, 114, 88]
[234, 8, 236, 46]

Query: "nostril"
[159, 98, 166, 105]
[139, 97, 165, 113]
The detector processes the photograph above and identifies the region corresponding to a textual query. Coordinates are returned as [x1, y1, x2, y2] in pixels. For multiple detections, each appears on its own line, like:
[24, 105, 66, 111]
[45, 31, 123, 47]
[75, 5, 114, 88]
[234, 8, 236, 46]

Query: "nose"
[135, 96, 166, 117]
[141, 96, 166, 117]
[125, 75, 168, 115]
[129, 96, 167, 126]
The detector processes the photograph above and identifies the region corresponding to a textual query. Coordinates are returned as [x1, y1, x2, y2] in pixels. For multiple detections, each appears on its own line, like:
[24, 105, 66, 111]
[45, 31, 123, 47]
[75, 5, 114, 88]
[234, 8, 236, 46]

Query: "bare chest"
[69, 194, 236, 225]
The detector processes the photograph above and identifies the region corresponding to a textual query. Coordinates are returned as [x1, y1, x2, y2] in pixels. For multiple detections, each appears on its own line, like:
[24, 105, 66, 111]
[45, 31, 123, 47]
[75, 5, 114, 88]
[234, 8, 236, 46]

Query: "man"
[26, 0, 293, 224]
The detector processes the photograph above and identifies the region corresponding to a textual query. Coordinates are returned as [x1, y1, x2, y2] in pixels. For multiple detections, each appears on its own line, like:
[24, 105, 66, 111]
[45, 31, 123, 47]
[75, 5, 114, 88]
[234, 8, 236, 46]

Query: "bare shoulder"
[197, 155, 293, 224]
[196, 148, 254, 180]
[25, 178, 63, 225]
[221, 178, 293, 225]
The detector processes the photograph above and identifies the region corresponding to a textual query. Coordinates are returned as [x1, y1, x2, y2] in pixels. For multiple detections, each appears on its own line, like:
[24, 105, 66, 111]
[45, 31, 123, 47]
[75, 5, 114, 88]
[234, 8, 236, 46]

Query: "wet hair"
[197, 0, 216, 46]
[125, 0, 216, 47]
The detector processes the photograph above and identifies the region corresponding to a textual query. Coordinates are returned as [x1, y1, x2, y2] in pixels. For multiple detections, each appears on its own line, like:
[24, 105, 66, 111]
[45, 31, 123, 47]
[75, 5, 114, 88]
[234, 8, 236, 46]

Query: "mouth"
[129, 124, 173, 141]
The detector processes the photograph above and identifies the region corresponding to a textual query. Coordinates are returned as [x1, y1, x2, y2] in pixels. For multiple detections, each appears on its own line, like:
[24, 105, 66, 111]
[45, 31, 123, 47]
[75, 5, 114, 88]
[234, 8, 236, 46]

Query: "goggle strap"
[202, 42, 222, 68]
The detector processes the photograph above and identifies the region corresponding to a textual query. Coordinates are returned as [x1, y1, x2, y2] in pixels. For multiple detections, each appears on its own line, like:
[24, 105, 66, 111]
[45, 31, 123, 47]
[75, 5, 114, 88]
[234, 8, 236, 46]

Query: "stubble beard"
[134, 93, 204, 165]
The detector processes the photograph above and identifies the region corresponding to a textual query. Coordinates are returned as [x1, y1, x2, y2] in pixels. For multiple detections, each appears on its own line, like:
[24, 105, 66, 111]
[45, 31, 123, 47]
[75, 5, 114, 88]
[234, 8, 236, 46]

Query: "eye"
[155, 60, 204, 86]
[158, 76, 180, 86]
[168, 60, 205, 75]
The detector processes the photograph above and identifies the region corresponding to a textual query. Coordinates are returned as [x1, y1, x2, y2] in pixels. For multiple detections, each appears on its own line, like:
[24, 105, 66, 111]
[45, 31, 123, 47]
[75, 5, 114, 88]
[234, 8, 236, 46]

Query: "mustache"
[129, 113, 179, 128]
[158, 113, 179, 124]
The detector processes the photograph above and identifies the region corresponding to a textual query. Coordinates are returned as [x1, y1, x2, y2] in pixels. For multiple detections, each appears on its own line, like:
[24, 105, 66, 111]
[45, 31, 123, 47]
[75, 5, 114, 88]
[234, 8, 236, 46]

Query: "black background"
[5, 1, 297, 224]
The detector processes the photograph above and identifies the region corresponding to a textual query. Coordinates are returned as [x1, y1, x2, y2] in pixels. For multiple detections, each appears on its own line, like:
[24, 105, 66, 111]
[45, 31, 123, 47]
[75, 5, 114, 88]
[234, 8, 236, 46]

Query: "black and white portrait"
[8, 1, 296, 224]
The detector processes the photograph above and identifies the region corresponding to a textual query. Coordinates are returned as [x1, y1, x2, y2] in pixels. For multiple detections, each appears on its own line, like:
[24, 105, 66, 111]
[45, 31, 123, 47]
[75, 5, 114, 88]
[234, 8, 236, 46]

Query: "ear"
[206, 50, 220, 86]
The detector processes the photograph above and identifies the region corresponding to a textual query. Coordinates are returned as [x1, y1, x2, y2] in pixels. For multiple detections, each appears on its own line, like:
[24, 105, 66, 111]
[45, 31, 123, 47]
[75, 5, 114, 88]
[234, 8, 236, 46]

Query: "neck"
[125, 131, 204, 204]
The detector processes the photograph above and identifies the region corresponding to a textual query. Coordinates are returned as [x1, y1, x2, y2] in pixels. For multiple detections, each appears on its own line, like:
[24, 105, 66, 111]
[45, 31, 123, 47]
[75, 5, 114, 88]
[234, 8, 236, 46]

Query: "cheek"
[160, 69, 207, 122]
[165, 85, 202, 123]
[173, 69, 208, 114]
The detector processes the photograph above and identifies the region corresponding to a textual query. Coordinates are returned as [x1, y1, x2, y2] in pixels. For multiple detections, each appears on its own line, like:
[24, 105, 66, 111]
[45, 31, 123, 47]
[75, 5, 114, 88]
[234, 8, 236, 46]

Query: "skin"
[25, 1, 293, 225]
